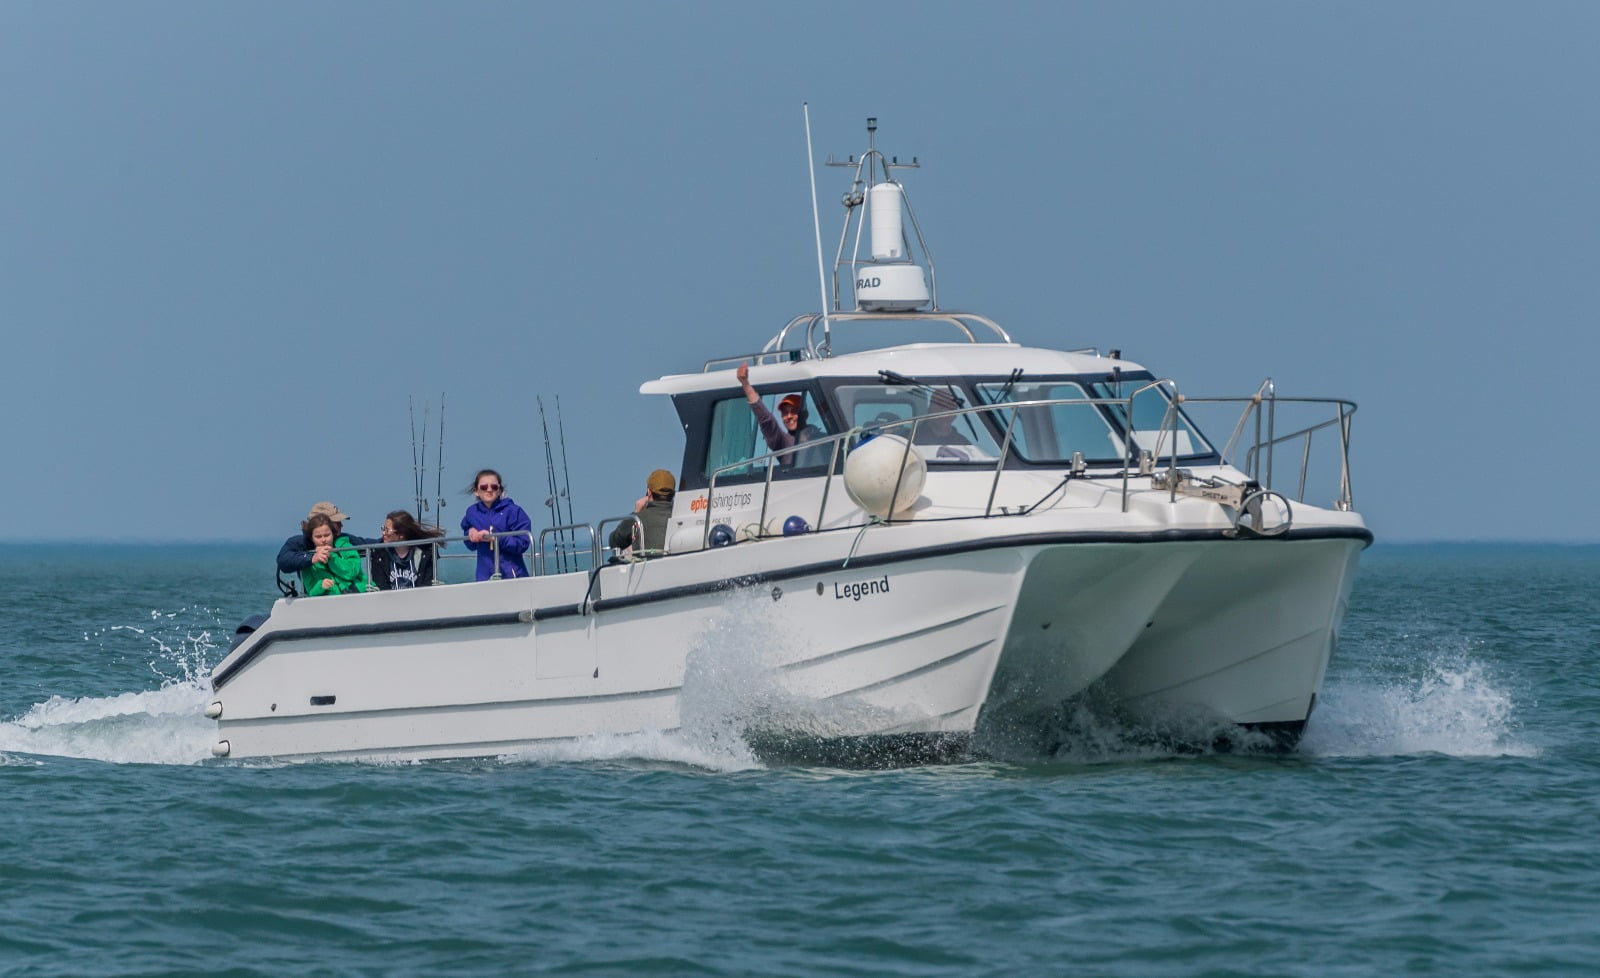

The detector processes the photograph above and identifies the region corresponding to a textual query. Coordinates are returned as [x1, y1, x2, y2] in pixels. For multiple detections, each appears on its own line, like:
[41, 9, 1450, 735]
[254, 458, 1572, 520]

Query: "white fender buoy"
[667, 525, 703, 554]
[843, 434, 926, 519]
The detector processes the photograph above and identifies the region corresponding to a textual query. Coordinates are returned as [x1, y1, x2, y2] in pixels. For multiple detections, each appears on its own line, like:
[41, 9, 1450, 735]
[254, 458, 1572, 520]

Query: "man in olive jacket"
[608, 470, 676, 556]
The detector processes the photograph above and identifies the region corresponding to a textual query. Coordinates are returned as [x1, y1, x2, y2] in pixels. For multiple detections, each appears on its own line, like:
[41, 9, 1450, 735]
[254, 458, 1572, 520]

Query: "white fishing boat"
[207, 119, 1369, 763]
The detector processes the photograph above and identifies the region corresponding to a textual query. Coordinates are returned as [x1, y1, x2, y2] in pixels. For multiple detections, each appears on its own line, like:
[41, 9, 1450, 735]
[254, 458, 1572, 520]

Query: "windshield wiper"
[994, 367, 1023, 403]
[878, 369, 926, 388]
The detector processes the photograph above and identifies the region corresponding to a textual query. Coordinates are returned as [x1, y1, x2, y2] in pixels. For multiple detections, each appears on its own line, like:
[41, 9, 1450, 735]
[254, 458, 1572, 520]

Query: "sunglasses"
[477, 483, 501, 492]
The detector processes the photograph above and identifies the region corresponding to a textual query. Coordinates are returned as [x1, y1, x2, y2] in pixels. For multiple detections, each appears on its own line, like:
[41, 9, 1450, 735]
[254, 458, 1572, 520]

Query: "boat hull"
[209, 524, 1365, 762]
[1096, 536, 1362, 729]
[977, 535, 1364, 751]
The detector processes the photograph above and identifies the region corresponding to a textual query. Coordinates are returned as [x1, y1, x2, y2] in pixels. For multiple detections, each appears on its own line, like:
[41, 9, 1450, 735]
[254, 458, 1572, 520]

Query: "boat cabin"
[638, 314, 1225, 553]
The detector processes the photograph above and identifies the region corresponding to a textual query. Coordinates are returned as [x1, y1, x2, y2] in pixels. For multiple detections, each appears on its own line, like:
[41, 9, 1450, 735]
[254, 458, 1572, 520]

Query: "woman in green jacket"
[298, 513, 368, 596]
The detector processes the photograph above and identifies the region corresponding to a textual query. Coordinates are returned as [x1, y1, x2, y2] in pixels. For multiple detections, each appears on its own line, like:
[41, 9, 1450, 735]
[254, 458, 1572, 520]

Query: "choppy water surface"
[1, 543, 1597, 976]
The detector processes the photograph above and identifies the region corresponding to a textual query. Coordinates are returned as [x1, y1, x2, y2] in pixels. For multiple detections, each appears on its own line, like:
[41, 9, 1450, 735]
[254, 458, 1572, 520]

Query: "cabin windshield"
[972, 380, 1116, 461]
[973, 375, 1215, 463]
[829, 382, 1004, 464]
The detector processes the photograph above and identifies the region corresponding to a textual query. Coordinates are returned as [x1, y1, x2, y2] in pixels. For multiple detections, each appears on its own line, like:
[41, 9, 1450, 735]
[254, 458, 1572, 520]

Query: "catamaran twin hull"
[209, 520, 1366, 763]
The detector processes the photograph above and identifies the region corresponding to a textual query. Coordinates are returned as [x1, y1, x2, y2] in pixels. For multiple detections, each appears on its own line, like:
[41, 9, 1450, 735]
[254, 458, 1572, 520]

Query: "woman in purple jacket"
[460, 469, 532, 580]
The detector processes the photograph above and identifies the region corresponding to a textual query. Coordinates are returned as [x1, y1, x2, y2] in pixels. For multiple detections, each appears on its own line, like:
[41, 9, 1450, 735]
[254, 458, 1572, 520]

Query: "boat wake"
[1, 604, 225, 766]
[505, 591, 970, 772]
[1300, 654, 1536, 758]
[505, 592, 922, 773]
[1023, 648, 1535, 764]
[497, 730, 764, 773]
[0, 681, 217, 766]
[3, 598, 1532, 768]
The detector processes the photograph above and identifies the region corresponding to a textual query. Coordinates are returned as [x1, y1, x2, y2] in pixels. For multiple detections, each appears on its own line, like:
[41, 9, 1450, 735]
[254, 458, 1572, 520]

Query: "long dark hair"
[386, 510, 444, 541]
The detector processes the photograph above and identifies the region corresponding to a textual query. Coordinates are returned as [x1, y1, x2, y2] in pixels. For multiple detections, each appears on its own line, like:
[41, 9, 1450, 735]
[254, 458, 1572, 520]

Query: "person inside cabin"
[460, 469, 532, 581]
[372, 510, 445, 589]
[914, 388, 980, 461]
[276, 501, 377, 585]
[736, 362, 825, 468]
[298, 513, 368, 596]
[608, 468, 676, 558]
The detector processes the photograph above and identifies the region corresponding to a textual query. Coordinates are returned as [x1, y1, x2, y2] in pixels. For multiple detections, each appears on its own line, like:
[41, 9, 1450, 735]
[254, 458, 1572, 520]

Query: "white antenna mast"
[803, 103, 832, 357]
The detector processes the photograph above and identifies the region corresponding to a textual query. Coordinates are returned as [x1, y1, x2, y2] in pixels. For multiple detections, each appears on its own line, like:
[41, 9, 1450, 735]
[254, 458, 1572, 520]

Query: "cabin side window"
[702, 392, 833, 483]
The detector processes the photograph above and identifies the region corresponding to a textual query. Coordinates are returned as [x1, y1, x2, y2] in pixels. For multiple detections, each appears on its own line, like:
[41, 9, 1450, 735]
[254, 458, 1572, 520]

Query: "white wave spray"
[1, 605, 223, 766]
[1301, 653, 1535, 758]
[6, 597, 1532, 769]
[502, 589, 927, 772]
[0, 682, 217, 766]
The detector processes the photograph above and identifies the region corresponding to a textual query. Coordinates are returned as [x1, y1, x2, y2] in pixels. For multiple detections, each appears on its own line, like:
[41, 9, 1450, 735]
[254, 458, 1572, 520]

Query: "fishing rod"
[536, 396, 563, 573]
[409, 396, 423, 521]
[418, 400, 430, 523]
[555, 395, 578, 572]
[556, 395, 575, 529]
[435, 393, 446, 537]
[408, 395, 446, 529]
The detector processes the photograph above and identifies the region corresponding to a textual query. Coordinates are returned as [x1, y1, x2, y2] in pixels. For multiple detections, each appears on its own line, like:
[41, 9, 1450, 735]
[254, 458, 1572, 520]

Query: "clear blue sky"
[3, 2, 1596, 543]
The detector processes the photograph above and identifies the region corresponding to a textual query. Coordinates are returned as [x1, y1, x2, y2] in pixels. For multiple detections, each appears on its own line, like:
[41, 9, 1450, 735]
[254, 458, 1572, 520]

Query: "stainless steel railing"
[300, 381, 1356, 593]
[1185, 380, 1357, 511]
[701, 381, 1357, 542]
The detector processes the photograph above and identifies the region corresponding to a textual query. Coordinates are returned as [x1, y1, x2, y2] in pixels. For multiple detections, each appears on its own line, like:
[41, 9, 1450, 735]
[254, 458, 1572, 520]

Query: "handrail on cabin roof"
[761, 311, 1015, 361]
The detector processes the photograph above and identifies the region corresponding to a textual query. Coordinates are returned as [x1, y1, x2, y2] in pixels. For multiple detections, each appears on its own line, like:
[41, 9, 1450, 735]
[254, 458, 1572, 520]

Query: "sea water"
[1, 543, 1596, 976]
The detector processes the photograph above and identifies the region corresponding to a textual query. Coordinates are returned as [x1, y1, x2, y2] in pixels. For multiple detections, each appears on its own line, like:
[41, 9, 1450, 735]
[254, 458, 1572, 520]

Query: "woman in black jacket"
[371, 510, 445, 589]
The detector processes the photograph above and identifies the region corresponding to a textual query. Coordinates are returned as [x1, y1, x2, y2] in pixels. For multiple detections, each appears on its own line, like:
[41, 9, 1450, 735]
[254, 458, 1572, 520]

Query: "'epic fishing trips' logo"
[689, 491, 753, 513]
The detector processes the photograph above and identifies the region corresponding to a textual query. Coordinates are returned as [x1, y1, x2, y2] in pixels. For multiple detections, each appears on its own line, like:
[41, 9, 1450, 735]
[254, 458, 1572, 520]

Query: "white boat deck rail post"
[1241, 400, 1357, 510]
[983, 404, 1022, 517]
[1193, 384, 1358, 510]
[432, 535, 476, 578]
[596, 514, 650, 563]
[484, 529, 534, 581]
[1111, 378, 1183, 513]
[537, 524, 597, 576]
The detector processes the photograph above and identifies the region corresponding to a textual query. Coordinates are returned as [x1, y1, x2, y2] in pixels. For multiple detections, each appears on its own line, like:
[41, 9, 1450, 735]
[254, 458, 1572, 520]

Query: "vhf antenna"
[826, 116, 920, 181]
